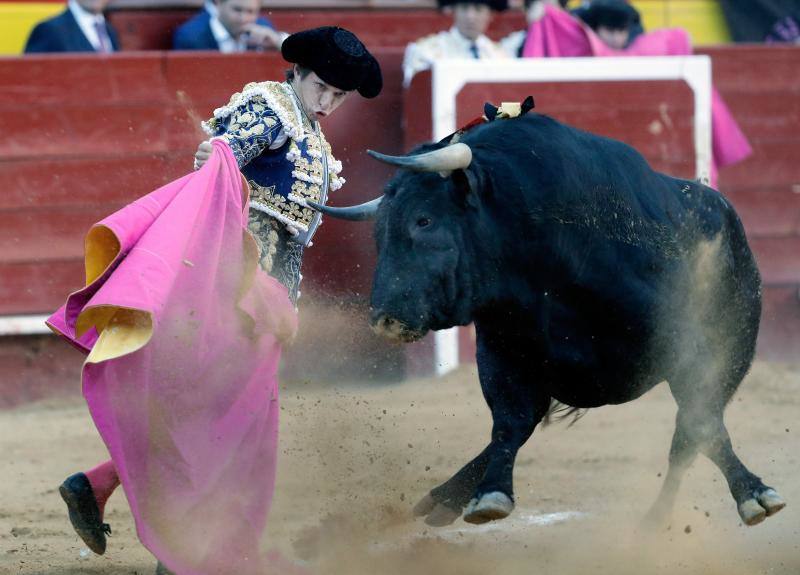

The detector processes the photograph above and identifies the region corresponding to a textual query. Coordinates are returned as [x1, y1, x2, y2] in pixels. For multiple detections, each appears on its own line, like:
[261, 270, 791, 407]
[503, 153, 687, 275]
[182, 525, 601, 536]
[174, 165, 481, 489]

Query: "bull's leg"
[695, 415, 785, 525]
[658, 370, 786, 526]
[413, 327, 549, 527]
[643, 412, 699, 527]
[413, 448, 491, 526]
[462, 391, 548, 524]
[460, 330, 550, 525]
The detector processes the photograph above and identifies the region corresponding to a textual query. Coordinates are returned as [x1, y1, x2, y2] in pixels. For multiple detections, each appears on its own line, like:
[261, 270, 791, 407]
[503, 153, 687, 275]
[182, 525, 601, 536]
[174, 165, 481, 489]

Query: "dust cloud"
[1, 358, 797, 574]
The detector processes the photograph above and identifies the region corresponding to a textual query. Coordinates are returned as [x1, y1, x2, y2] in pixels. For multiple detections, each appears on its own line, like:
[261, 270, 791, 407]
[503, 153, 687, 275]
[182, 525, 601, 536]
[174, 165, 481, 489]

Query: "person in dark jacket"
[25, 0, 119, 53]
[573, 0, 644, 49]
[172, 0, 286, 51]
[720, 0, 800, 43]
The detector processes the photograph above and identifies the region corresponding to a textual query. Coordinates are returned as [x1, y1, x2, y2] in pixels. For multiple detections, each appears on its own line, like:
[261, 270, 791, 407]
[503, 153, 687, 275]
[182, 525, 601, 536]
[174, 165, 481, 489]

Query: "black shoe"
[59, 472, 111, 555]
[155, 561, 175, 575]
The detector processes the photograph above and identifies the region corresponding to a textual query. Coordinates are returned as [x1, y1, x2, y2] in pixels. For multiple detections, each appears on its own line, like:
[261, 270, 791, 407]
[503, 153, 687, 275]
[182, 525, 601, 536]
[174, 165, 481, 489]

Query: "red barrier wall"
[0, 45, 797, 404]
[701, 45, 800, 359]
[0, 49, 405, 315]
[107, 9, 527, 51]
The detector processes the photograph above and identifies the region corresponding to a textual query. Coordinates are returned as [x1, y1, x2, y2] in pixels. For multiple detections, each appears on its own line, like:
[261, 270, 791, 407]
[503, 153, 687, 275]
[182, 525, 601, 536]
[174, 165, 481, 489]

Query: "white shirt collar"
[68, 0, 108, 51]
[209, 14, 246, 53]
[204, 0, 218, 17]
[448, 26, 491, 51]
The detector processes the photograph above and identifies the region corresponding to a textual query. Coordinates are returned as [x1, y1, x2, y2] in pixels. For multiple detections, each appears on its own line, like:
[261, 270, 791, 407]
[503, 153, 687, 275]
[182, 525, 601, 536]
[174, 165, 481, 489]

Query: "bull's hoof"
[412, 493, 437, 517]
[426, 504, 462, 527]
[738, 499, 767, 526]
[758, 489, 786, 517]
[412, 493, 461, 527]
[738, 487, 786, 526]
[463, 492, 514, 524]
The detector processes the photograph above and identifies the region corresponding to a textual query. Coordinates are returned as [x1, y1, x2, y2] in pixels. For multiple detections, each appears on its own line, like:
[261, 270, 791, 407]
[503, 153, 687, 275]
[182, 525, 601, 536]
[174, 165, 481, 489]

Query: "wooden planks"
[0, 50, 405, 312]
[0, 46, 798, 360]
[108, 9, 528, 52]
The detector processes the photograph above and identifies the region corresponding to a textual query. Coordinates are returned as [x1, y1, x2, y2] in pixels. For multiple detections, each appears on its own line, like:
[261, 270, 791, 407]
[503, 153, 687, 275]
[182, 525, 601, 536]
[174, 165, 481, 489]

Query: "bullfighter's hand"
[194, 140, 213, 170]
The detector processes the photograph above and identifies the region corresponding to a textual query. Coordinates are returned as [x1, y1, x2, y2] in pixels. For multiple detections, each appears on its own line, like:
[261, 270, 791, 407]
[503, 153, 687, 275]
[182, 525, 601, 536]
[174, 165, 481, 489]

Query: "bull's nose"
[370, 312, 426, 343]
[371, 313, 392, 331]
[371, 313, 405, 337]
[369, 308, 386, 326]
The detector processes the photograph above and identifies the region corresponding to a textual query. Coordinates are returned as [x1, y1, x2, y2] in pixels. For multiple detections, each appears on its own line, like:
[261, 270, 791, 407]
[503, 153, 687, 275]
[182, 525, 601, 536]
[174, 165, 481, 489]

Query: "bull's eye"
[417, 217, 432, 228]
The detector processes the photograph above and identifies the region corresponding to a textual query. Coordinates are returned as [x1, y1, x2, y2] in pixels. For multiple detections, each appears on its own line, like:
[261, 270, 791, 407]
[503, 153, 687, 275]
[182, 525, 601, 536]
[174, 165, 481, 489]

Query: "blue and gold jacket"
[202, 81, 344, 303]
[203, 81, 344, 248]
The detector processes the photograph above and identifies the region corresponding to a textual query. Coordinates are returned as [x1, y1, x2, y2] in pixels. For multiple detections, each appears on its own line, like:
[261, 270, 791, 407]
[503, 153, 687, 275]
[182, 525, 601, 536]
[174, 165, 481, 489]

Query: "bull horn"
[367, 143, 472, 174]
[307, 197, 382, 221]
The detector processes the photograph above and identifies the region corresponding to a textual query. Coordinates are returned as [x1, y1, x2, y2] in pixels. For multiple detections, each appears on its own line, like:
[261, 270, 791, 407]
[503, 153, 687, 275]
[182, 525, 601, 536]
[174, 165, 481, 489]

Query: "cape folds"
[47, 141, 297, 574]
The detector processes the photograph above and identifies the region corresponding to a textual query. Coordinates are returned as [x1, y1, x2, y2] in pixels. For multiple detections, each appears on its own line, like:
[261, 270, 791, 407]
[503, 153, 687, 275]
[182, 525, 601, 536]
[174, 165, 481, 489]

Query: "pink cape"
[47, 141, 298, 575]
[521, 5, 752, 183]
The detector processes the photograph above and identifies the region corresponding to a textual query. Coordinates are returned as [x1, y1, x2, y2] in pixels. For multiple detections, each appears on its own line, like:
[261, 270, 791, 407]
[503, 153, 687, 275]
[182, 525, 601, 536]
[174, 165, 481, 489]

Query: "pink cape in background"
[47, 141, 298, 575]
[521, 5, 753, 185]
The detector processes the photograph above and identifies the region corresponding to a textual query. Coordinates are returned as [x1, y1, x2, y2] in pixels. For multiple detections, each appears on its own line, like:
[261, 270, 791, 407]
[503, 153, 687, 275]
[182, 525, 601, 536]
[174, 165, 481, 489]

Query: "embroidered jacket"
[203, 81, 344, 247]
[202, 81, 344, 303]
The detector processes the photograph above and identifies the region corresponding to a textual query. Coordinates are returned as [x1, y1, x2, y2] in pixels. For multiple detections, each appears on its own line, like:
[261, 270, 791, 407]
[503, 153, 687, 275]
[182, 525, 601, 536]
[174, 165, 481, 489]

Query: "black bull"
[313, 113, 786, 527]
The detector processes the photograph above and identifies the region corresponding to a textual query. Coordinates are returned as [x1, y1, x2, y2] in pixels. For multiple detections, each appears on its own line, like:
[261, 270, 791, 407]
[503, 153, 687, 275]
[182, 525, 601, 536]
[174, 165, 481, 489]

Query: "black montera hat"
[437, 0, 509, 11]
[524, 0, 569, 8]
[281, 27, 382, 99]
[577, 0, 638, 30]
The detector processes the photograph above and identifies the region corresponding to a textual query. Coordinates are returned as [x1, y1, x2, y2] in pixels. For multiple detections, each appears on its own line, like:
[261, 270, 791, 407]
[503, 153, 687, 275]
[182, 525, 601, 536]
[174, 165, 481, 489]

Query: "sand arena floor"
[1, 361, 798, 575]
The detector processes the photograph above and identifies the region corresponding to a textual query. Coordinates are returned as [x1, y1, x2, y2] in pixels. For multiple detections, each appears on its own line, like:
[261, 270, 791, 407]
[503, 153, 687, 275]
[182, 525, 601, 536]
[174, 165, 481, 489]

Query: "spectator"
[573, 0, 643, 49]
[501, 0, 568, 57]
[403, 0, 509, 87]
[720, 0, 800, 43]
[24, 0, 119, 54]
[173, 0, 287, 52]
[518, 2, 752, 187]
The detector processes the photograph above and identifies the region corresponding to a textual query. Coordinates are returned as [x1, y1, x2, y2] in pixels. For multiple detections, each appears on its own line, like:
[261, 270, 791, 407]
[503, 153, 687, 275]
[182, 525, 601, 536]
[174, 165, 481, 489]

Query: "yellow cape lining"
[77, 225, 153, 364]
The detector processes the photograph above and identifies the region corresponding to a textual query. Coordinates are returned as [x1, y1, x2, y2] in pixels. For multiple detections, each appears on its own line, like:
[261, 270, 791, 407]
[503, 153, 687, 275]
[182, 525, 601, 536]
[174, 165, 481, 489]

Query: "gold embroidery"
[249, 179, 315, 230]
[206, 81, 345, 231]
[293, 155, 324, 178]
[249, 181, 277, 202]
[247, 212, 280, 273]
[291, 180, 322, 203]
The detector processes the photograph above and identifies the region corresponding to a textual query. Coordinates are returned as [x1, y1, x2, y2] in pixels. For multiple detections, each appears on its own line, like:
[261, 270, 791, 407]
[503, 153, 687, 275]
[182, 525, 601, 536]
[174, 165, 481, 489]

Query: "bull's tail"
[542, 399, 587, 427]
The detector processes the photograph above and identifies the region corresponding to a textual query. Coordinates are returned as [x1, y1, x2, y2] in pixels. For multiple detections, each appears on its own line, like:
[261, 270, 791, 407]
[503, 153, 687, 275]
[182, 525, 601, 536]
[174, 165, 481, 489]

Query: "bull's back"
[474, 116, 760, 405]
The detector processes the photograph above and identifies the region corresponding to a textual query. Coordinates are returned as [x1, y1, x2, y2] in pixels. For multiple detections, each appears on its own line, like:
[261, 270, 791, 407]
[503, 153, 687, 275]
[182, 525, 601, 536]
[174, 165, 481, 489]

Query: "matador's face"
[292, 68, 353, 122]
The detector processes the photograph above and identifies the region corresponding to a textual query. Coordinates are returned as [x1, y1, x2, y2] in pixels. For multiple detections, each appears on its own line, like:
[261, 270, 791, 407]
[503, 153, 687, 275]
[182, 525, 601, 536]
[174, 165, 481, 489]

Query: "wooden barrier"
[107, 9, 527, 51]
[0, 45, 797, 403]
[0, 50, 406, 316]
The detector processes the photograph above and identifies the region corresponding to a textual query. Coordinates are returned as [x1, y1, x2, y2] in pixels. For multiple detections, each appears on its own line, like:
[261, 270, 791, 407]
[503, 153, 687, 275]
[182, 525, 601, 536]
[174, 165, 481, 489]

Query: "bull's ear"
[451, 168, 482, 209]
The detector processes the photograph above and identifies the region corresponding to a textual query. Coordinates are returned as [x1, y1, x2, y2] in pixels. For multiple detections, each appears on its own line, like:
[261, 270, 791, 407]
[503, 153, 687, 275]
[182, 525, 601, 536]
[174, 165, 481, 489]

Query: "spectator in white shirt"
[403, 0, 510, 87]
